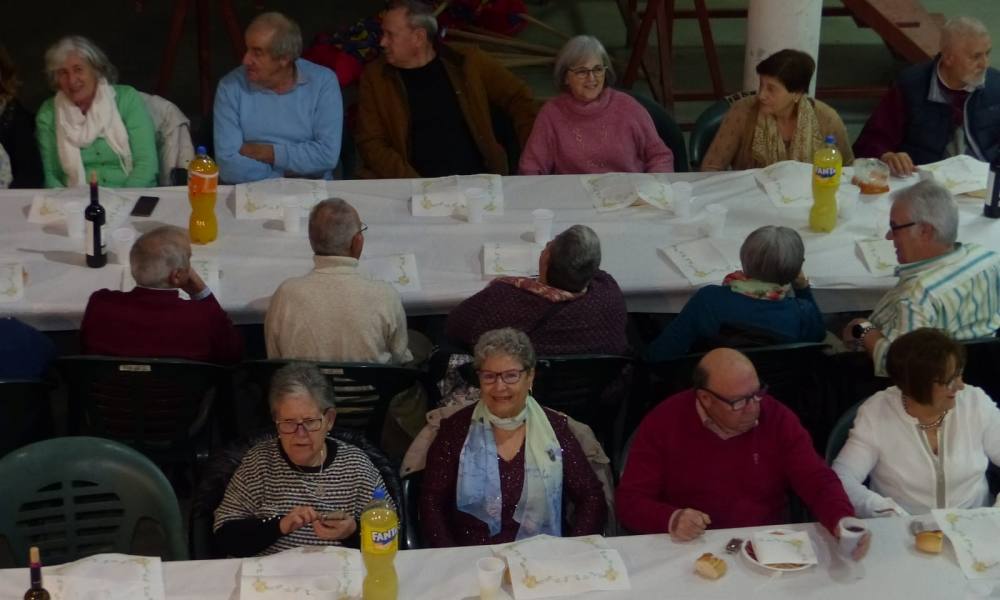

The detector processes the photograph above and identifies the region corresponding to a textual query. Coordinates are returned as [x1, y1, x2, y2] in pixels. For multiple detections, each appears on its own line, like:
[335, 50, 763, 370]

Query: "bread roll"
[915, 530, 944, 554]
[695, 552, 727, 579]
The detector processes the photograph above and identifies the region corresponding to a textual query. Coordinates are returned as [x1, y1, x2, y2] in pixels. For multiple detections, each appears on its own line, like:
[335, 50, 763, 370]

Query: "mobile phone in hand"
[131, 195, 160, 217]
[320, 510, 350, 525]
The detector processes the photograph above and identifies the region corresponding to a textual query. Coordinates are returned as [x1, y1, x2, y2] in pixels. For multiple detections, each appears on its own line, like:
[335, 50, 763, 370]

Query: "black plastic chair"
[400, 470, 423, 550]
[824, 401, 862, 464]
[240, 359, 424, 445]
[688, 90, 757, 170]
[0, 379, 54, 457]
[961, 336, 1000, 404]
[622, 90, 689, 172]
[56, 356, 227, 477]
[189, 427, 402, 558]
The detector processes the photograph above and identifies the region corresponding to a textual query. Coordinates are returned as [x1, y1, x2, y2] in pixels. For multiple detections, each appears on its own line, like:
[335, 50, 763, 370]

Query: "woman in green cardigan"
[36, 35, 157, 188]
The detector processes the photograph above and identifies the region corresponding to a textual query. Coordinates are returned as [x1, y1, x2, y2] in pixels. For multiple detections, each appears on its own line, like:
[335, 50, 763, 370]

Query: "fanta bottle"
[188, 146, 218, 244]
[361, 487, 399, 600]
[809, 135, 841, 233]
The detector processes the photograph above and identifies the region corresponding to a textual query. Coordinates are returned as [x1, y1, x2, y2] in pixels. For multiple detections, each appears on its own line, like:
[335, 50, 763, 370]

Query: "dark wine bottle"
[985, 155, 1000, 219]
[24, 546, 50, 600]
[85, 171, 107, 268]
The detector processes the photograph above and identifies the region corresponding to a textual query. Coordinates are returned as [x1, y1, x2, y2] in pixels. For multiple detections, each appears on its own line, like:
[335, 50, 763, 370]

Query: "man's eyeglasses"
[888, 221, 916, 233]
[275, 417, 325, 434]
[699, 384, 768, 411]
[358, 223, 368, 235]
[478, 368, 527, 385]
[569, 65, 607, 79]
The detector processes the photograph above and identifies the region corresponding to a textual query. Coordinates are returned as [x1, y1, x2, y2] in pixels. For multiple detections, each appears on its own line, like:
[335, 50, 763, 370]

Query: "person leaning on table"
[616, 348, 870, 560]
[700, 48, 853, 172]
[420, 328, 607, 547]
[517, 35, 673, 175]
[213, 363, 392, 556]
[833, 328, 1000, 518]
[35, 35, 158, 188]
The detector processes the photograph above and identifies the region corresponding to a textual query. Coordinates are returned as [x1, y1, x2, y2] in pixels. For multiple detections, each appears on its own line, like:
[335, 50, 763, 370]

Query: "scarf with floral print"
[722, 270, 789, 300]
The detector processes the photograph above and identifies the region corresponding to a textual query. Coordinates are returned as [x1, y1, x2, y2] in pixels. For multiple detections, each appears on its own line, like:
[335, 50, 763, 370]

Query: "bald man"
[616, 349, 869, 558]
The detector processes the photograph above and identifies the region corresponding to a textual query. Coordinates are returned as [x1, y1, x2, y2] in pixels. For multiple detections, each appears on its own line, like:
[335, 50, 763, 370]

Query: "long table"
[0, 517, 992, 598]
[4, 173, 999, 331]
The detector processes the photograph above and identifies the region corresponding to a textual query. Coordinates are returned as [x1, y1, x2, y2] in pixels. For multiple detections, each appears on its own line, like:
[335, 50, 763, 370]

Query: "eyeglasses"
[935, 371, 964, 391]
[477, 368, 527, 385]
[275, 417, 325, 434]
[569, 65, 607, 79]
[699, 384, 768, 411]
[358, 223, 368, 235]
[888, 221, 916, 233]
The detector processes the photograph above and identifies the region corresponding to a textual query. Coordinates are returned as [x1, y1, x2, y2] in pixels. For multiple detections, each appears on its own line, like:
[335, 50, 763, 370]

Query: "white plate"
[742, 530, 815, 572]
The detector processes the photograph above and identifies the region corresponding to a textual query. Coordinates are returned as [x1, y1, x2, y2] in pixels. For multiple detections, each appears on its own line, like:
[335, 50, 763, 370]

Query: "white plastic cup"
[62, 201, 84, 239]
[111, 227, 136, 265]
[672, 181, 692, 218]
[465, 187, 487, 224]
[837, 184, 861, 221]
[838, 517, 869, 557]
[700, 204, 728, 238]
[282, 197, 301, 233]
[532, 208, 554, 245]
[476, 556, 505, 600]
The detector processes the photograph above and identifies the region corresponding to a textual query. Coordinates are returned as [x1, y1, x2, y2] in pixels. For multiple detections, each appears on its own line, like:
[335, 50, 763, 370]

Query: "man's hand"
[240, 142, 276, 165]
[880, 151, 915, 177]
[279, 506, 320, 534]
[180, 266, 207, 298]
[313, 516, 357, 541]
[671, 508, 711, 542]
[792, 270, 810, 290]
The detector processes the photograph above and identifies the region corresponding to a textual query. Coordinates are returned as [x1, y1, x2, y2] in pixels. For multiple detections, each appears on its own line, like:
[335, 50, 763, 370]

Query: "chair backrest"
[138, 91, 195, 186]
[620, 90, 689, 172]
[961, 336, 1000, 403]
[400, 471, 423, 550]
[0, 379, 54, 457]
[824, 401, 862, 464]
[241, 359, 422, 444]
[0, 436, 187, 566]
[189, 428, 402, 558]
[56, 356, 226, 465]
[687, 91, 756, 170]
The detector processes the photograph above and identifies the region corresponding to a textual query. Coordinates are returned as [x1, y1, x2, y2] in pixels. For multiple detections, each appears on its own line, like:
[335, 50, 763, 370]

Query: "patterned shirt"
[869, 243, 1000, 375]
[214, 437, 390, 555]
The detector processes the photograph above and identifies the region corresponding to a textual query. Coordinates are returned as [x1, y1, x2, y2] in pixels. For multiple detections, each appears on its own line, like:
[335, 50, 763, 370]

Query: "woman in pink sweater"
[518, 35, 674, 175]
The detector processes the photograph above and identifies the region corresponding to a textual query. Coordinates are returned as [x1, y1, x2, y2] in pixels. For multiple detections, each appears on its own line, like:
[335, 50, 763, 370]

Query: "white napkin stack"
[240, 545, 364, 599]
[41, 553, 165, 600]
[29, 187, 136, 228]
[0, 261, 25, 302]
[754, 160, 814, 208]
[660, 238, 735, 285]
[491, 534, 630, 599]
[483, 243, 541, 277]
[855, 239, 898, 277]
[580, 173, 677, 213]
[919, 155, 989, 197]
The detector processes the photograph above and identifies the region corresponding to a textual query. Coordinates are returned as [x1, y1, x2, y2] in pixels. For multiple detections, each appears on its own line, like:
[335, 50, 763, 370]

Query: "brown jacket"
[354, 43, 537, 179]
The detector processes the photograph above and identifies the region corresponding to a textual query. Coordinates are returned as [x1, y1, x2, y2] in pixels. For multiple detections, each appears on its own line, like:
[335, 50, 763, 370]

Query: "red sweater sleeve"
[614, 404, 679, 534]
[201, 293, 244, 364]
[852, 85, 908, 160]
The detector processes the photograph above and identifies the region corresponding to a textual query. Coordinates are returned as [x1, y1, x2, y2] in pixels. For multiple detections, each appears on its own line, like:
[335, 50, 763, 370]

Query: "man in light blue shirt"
[213, 12, 343, 183]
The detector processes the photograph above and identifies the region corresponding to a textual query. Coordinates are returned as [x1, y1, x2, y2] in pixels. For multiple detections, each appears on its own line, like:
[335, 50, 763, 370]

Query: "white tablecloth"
[0, 517, 995, 599]
[3, 173, 999, 330]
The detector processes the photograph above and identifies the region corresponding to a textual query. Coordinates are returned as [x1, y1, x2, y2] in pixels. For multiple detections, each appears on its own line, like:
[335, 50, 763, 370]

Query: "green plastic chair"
[0, 436, 187, 567]
[825, 402, 862, 464]
[621, 90, 689, 172]
[688, 90, 758, 171]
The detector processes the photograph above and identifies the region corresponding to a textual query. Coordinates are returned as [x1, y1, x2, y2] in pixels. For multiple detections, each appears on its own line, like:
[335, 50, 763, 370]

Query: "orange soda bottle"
[809, 135, 841, 233]
[188, 146, 218, 244]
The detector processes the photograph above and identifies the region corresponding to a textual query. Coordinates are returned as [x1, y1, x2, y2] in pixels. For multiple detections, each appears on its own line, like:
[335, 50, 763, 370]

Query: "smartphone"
[320, 510, 350, 524]
[131, 195, 160, 217]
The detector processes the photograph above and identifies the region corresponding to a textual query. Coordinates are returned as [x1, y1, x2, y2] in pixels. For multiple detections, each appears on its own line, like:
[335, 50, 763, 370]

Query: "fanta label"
[815, 166, 838, 179]
[189, 171, 218, 194]
[363, 526, 398, 554]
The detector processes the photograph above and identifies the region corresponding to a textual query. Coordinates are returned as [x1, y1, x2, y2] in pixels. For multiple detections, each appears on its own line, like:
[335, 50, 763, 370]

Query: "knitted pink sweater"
[518, 88, 674, 175]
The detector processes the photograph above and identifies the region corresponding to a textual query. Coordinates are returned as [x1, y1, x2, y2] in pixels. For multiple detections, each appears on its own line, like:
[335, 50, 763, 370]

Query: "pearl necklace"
[903, 398, 948, 431]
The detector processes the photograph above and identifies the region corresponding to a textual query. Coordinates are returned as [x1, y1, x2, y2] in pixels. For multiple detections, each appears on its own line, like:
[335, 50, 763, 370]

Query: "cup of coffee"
[838, 516, 869, 557]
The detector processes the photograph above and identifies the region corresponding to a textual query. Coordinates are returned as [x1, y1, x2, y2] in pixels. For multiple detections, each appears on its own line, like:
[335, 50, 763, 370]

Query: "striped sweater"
[869, 243, 1000, 375]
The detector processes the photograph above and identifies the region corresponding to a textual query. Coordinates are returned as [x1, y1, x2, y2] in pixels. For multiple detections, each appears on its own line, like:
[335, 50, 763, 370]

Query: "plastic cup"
[465, 187, 487, 224]
[838, 517, 869, 557]
[62, 201, 84, 239]
[837, 184, 861, 221]
[672, 181, 692, 219]
[282, 197, 301, 233]
[532, 208, 554, 245]
[700, 204, 727, 238]
[111, 227, 136, 265]
[476, 556, 505, 600]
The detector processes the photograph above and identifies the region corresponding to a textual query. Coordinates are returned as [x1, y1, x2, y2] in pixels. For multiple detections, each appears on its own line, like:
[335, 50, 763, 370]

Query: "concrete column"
[742, 0, 823, 96]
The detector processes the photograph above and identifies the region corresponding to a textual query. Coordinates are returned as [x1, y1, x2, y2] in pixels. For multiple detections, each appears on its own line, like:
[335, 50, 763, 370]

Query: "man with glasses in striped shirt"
[843, 180, 1000, 375]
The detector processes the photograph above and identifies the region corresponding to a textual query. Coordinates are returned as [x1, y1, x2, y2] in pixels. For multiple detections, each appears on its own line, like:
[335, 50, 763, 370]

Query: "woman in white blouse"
[833, 328, 1000, 517]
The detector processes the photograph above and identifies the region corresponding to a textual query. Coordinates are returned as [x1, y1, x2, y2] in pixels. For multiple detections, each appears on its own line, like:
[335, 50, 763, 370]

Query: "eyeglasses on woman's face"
[569, 65, 607, 79]
[477, 368, 527, 386]
[934, 370, 964, 392]
[275, 416, 325, 435]
[698, 384, 769, 412]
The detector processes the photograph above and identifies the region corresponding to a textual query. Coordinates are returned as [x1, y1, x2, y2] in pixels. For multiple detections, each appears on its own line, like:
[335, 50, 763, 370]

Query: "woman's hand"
[314, 516, 358, 541]
[279, 506, 320, 534]
[792, 270, 810, 290]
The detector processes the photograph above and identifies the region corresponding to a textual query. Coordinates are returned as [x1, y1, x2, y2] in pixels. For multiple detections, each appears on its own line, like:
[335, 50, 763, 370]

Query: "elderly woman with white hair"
[35, 35, 157, 188]
[518, 35, 673, 175]
[645, 225, 825, 361]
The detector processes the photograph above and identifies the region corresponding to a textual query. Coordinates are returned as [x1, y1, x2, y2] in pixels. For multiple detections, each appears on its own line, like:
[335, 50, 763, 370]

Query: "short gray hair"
[44, 36, 118, 90]
[130, 226, 190, 288]
[388, 0, 439, 40]
[553, 35, 615, 92]
[546, 224, 601, 293]
[473, 328, 536, 371]
[248, 12, 302, 60]
[891, 180, 959, 245]
[268, 362, 336, 418]
[309, 198, 360, 256]
[739, 225, 804, 285]
[941, 16, 990, 51]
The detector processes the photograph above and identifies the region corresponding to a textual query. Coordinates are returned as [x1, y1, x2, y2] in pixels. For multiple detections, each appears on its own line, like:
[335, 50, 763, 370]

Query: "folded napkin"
[41, 553, 165, 600]
[750, 529, 818, 567]
[919, 155, 989, 196]
[0, 262, 25, 302]
[240, 545, 364, 599]
[361, 253, 421, 292]
[932, 507, 1000, 579]
[492, 534, 630, 599]
[660, 238, 735, 285]
[29, 187, 136, 228]
[483, 243, 540, 277]
[235, 177, 328, 220]
[411, 173, 504, 217]
[580, 173, 675, 212]
[754, 160, 814, 208]
[855, 239, 898, 277]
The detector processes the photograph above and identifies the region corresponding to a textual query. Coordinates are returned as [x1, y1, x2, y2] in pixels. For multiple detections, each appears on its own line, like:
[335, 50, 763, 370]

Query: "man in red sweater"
[616, 348, 869, 559]
[80, 226, 243, 364]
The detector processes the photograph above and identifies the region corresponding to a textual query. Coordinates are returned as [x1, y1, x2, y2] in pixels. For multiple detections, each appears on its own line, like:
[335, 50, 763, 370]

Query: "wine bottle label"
[85, 223, 107, 257]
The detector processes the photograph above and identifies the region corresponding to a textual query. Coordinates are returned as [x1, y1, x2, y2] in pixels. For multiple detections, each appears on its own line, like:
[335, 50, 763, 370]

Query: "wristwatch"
[852, 320, 875, 341]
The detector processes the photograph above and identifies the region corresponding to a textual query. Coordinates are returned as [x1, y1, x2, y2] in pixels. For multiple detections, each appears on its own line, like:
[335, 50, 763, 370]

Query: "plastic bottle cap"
[372, 487, 386, 501]
[825, 135, 835, 144]
[196, 145, 207, 156]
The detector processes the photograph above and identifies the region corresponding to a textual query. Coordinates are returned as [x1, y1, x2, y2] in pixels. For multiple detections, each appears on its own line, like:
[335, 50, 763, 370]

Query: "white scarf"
[54, 79, 132, 186]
